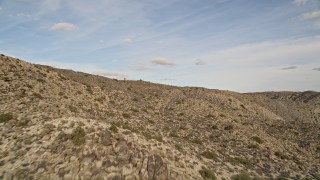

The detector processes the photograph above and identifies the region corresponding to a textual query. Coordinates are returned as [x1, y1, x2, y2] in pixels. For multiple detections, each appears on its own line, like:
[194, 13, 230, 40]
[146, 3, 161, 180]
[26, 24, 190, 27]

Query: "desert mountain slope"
[0, 54, 319, 179]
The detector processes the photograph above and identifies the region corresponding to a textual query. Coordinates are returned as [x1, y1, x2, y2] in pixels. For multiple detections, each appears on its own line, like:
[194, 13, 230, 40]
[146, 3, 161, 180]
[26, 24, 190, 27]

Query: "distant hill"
[0, 54, 319, 179]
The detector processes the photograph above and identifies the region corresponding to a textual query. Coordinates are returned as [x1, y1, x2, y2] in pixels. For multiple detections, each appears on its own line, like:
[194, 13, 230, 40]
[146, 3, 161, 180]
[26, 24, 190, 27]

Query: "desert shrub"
[251, 136, 263, 144]
[212, 125, 218, 130]
[33, 92, 44, 99]
[192, 139, 203, 145]
[68, 105, 77, 113]
[76, 90, 82, 94]
[199, 169, 217, 180]
[95, 96, 105, 103]
[206, 114, 214, 118]
[247, 144, 259, 149]
[231, 172, 252, 180]
[228, 157, 251, 166]
[0, 113, 13, 123]
[219, 114, 226, 117]
[86, 85, 93, 94]
[109, 124, 118, 133]
[122, 113, 130, 118]
[130, 108, 139, 113]
[291, 155, 302, 165]
[175, 144, 183, 151]
[72, 126, 86, 146]
[169, 132, 179, 138]
[224, 125, 233, 130]
[122, 123, 138, 133]
[59, 74, 66, 81]
[274, 151, 289, 160]
[37, 78, 46, 83]
[143, 132, 163, 142]
[201, 151, 218, 160]
[137, 125, 145, 131]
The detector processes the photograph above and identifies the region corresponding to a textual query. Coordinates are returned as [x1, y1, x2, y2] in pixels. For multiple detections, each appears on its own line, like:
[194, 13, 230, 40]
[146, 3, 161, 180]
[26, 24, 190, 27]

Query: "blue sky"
[1, 0, 320, 92]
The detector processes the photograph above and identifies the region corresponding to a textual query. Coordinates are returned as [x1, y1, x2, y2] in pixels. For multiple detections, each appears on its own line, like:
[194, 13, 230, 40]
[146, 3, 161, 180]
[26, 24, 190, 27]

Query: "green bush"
[201, 151, 218, 160]
[206, 114, 214, 118]
[192, 139, 203, 145]
[0, 113, 13, 123]
[247, 144, 259, 149]
[212, 125, 218, 130]
[224, 125, 233, 130]
[175, 144, 183, 151]
[274, 151, 289, 160]
[33, 92, 44, 99]
[142, 132, 163, 142]
[72, 126, 86, 146]
[251, 136, 263, 144]
[231, 172, 252, 180]
[199, 169, 217, 180]
[85, 85, 93, 94]
[68, 105, 77, 113]
[109, 124, 118, 133]
[122, 113, 130, 118]
[228, 157, 251, 166]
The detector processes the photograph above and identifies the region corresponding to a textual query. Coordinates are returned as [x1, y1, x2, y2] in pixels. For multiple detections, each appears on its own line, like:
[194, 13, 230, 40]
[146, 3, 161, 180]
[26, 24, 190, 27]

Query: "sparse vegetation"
[0, 113, 13, 123]
[0, 55, 318, 179]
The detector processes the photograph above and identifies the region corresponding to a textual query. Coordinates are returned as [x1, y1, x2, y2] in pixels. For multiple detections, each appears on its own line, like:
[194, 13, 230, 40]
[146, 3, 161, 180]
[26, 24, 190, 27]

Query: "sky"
[0, 0, 320, 92]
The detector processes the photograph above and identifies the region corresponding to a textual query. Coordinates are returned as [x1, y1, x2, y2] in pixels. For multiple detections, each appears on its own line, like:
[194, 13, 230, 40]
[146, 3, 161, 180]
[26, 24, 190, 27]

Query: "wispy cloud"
[195, 59, 206, 65]
[281, 66, 297, 70]
[202, 36, 320, 66]
[16, 13, 32, 18]
[130, 57, 176, 71]
[50, 22, 77, 31]
[123, 38, 133, 44]
[92, 70, 128, 79]
[293, 0, 308, 6]
[160, 78, 176, 81]
[313, 67, 320, 71]
[150, 57, 176, 66]
[41, 0, 61, 12]
[301, 11, 320, 20]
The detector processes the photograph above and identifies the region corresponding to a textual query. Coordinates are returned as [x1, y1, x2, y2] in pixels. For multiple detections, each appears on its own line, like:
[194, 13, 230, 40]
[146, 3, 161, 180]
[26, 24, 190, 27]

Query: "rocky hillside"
[0, 54, 319, 180]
